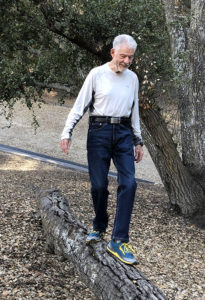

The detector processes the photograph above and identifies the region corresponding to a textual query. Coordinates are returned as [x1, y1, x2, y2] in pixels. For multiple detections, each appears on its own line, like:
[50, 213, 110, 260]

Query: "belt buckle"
[110, 117, 121, 124]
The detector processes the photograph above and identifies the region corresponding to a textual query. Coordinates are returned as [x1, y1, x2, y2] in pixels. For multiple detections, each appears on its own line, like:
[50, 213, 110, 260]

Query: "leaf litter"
[0, 152, 204, 300]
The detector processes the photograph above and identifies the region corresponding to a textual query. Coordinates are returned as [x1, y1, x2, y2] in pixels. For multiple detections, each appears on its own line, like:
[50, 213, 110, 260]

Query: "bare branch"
[34, 81, 71, 93]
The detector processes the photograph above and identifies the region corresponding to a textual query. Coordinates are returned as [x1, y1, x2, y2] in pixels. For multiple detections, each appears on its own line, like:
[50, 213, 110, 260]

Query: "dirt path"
[0, 96, 162, 184]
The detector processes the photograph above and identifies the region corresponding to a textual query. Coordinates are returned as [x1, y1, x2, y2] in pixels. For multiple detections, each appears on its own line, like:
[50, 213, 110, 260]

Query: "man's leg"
[87, 123, 112, 234]
[106, 125, 138, 264]
[111, 125, 137, 243]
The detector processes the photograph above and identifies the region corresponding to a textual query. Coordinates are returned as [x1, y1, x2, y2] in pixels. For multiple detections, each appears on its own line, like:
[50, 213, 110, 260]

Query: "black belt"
[89, 116, 131, 125]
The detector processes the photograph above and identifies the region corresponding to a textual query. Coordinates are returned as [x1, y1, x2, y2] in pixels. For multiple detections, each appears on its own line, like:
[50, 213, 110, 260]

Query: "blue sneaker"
[107, 240, 138, 265]
[86, 230, 105, 244]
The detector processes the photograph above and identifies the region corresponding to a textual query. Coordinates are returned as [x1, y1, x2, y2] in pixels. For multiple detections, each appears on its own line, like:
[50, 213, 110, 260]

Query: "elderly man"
[60, 34, 143, 265]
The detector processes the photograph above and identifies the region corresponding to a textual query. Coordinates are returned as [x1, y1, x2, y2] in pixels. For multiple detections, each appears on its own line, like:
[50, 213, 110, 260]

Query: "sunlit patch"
[43, 90, 58, 97]
[0, 159, 40, 171]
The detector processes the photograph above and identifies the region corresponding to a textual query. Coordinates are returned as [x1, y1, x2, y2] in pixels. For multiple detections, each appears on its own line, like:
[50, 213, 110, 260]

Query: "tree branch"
[38, 3, 109, 62]
[33, 81, 71, 93]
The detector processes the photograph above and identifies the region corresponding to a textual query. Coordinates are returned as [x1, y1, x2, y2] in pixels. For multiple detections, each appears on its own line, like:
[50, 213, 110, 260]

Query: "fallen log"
[36, 188, 168, 300]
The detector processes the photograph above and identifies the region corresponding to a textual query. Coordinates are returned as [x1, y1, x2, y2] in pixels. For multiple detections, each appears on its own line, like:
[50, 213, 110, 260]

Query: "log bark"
[36, 188, 168, 300]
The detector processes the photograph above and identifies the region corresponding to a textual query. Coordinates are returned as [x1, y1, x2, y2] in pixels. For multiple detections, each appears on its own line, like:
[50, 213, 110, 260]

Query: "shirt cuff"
[61, 132, 72, 140]
[133, 136, 143, 146]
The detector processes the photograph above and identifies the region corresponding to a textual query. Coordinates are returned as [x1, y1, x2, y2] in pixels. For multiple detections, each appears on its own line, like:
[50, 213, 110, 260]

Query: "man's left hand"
[134, 145, 143, 163]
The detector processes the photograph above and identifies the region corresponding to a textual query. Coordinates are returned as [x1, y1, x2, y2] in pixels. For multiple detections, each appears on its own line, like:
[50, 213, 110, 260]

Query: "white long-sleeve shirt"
[61, 62, 143, 145]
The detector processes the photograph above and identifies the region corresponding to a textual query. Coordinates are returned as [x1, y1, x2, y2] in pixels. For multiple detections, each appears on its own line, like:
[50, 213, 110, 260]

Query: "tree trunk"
[36, 188, 168, 300]
[140, 106, 204, 216]
[162, 0, 187, 73]
[180, 0, 205, 189]
[160, 0, 205, 219]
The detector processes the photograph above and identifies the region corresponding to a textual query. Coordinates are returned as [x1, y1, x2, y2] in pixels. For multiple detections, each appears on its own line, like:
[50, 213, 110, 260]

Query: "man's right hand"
[60, 139, 72, 155]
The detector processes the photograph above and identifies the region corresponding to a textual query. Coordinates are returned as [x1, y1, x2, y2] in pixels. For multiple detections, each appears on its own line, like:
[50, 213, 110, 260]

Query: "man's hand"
[134, 145, 143, 163]
[60, 139, 72, 155]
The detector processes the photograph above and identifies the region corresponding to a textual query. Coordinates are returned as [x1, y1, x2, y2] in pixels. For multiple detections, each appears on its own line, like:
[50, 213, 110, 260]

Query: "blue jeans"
[87, 121, 137, 243]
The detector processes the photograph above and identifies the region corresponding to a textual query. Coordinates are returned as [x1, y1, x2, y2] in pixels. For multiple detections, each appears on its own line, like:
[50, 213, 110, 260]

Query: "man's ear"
[110, 48, 115, 58]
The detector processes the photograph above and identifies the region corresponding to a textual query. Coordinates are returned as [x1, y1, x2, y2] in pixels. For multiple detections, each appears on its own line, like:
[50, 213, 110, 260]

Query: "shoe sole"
[106, 246, 138, 265]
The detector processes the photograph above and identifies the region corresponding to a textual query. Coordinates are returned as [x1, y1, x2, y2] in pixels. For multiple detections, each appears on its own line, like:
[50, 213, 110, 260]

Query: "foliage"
[0, 0, 172, 115]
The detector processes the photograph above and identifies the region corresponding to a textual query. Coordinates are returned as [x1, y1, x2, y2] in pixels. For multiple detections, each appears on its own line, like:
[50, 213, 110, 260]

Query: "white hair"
[113, 34, 137, 51]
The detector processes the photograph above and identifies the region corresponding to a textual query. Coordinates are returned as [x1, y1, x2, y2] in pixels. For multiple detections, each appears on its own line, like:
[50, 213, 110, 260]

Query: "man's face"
[110, 44, 135, 72]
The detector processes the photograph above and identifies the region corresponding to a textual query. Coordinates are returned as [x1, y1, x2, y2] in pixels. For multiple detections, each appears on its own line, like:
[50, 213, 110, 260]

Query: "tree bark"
[36, 188, 168, 300]
[161, 0, 188, 73]
[160, 0, 205, 218]
[140, 106, 204, 215]
[162, 0, 205, 189]
[180, 0, 205, 189]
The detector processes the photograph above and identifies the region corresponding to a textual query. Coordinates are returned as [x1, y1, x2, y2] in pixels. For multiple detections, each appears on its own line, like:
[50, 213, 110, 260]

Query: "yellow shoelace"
[121, 243, 135, 254]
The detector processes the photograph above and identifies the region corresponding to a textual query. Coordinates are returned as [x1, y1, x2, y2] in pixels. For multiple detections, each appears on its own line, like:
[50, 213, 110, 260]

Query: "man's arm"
[131, 75, 144, 154]
[61, 69, 95, 141]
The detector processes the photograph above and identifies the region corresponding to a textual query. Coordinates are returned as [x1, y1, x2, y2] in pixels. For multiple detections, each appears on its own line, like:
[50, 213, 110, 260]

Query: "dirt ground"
[0, 91, 161, 184]
[0, 152, 204, 300]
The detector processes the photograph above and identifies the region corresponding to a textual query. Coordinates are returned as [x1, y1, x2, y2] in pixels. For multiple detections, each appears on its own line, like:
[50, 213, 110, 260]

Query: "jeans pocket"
[89, 122, 107, 132]
[120, 123, 132, 132]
